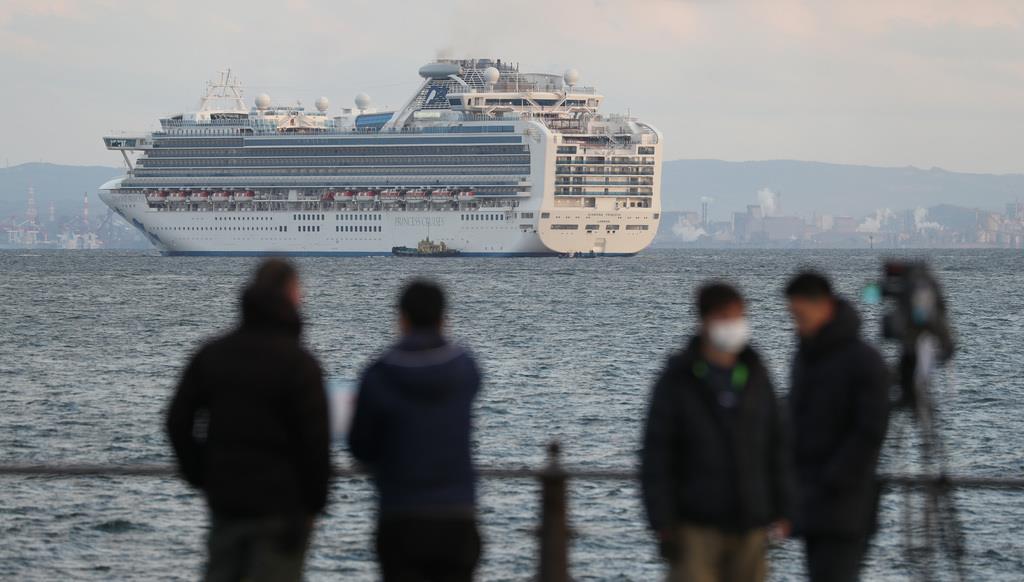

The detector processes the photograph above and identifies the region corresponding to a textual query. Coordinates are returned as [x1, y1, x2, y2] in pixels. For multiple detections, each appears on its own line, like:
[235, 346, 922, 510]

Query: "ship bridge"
[385, 59, 603, 130]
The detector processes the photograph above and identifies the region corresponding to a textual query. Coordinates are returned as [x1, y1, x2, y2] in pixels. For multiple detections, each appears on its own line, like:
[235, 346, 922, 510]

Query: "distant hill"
[3, 160, 1022, 226]
[0, 163, 122, 222]
[662, 159, 1024, 218]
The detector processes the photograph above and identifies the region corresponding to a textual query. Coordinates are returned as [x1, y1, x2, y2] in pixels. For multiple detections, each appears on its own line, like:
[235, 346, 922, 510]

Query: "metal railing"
[3, 443, 1024, 582]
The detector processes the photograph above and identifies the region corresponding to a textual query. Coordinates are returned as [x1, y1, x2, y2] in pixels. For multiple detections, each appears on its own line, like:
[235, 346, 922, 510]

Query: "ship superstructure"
[99, 60, 662, 256]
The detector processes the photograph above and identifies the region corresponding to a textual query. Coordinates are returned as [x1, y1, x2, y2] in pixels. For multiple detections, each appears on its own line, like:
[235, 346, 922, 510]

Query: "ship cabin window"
[585, 224, 599, 231]
[551, 224, 579, 230]
[606, 224, 620, 231]
[541, 212, 550, 219]
[626, 224, 649, 231]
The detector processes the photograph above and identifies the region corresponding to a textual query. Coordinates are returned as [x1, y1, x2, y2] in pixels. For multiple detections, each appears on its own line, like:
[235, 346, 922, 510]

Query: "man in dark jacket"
[785, 272, 890, 582]
[166, 259, 330, 582]
[348, 280, 482, 582]
[641, 282, 792, 582]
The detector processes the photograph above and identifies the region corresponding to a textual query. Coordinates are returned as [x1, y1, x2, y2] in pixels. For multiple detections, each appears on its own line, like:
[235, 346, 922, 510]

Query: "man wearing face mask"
[785, 272, 889, 582]
[641, 282, 793, 582]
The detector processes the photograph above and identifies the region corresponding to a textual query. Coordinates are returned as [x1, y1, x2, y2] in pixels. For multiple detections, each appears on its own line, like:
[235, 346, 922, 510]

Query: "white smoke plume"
[913, 207, 942, 231]
[857, 208, 895, 233]
[756, 188, 779, 217]
[672, 218, 707, 242]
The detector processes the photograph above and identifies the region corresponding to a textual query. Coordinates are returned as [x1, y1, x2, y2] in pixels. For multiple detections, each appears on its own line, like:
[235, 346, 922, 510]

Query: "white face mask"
[707, 318, 751, 354]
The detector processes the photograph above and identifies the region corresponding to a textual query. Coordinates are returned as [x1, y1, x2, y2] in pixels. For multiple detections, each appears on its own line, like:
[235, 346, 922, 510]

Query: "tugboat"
[559, 250, 598, 258]
[392, 238, 462, 257]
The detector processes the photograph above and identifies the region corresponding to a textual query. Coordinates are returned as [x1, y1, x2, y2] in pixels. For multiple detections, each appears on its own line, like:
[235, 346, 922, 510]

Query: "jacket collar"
[395, 329, 447, 352]
[678, 335, 760, 379]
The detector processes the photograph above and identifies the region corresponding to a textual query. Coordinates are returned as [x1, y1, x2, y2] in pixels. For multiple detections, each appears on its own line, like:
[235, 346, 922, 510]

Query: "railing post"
[539, 441, 569, 582]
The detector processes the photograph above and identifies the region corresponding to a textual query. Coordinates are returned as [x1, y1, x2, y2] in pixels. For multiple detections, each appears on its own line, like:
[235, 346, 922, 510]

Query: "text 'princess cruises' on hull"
[100, 59, 663, 256]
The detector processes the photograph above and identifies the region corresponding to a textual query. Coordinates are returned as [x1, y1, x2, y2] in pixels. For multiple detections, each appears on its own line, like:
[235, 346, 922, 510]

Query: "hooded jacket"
[640, 337, 794, 533]
[789, 299, 890, 537]
[166, 286, 330, 518]
[348, 330, 481, 516]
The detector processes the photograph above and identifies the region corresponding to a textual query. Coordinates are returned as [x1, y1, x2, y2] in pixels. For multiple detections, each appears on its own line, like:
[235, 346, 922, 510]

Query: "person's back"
[785, 272, 889, 582]
[166, 260, 330, 582]
[349, 280, 481, 582]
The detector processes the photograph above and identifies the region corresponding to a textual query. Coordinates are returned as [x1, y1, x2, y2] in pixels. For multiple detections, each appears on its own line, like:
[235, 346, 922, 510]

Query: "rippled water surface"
[1, 249, 1022, 580]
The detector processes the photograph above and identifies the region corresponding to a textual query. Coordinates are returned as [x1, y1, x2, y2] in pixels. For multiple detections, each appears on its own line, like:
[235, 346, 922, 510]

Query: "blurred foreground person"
[166, 259, 330, 582]
[641, 282, 793, 582]
[349, 280, 482, 582]
[785, 272, 889, 582]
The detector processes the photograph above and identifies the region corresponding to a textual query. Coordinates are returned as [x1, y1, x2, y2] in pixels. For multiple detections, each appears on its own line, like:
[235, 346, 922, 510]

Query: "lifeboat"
[380, 189, 401, 204]
[405, 189, 427, 204]
[169, 190, 189, 202]
[237, 190, 256, 201]
[322, 191, 336, 201]
[339, 190, 356, 201]
[189, 190, 211, 203]
[355, 190, 377, 202]
[146, 190, 169, 204]
[429, 189, 453, 203]
[457, 190, 476, 202]
[211, 191, 232, 202]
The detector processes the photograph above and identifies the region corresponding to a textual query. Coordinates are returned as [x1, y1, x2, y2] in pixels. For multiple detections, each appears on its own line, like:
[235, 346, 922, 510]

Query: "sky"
[1, 0, 1023, 174]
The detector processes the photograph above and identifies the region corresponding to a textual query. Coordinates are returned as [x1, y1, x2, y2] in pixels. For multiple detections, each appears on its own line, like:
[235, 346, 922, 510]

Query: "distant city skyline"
[1, 0, 1023, 174]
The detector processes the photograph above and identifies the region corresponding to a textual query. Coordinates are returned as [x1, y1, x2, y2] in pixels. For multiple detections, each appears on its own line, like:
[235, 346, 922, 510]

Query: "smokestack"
[700, 196, 714, 228]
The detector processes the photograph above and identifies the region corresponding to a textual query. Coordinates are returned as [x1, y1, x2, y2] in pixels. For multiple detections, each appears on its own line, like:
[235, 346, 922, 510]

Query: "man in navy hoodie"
[349, 280, 482, 582]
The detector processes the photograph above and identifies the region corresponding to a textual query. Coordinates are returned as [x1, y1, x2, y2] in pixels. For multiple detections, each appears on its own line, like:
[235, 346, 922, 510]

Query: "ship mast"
[198, 69, 247, 113]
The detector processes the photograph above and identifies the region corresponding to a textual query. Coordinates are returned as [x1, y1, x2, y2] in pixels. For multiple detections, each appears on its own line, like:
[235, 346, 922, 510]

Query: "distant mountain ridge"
[663, 159, 1024, 218]
[2, 160, 1022, 224]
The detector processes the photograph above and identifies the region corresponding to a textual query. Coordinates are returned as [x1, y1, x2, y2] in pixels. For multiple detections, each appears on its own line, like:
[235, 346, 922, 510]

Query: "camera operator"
[784, 272, 890, 582]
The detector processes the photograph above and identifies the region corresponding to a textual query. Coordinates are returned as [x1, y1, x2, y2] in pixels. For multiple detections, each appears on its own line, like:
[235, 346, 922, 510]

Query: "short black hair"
[249, 259, 298, 293]
[399, 279, 446, 328]
[696, 281, 744, 318]
[785, 271, 834, 299]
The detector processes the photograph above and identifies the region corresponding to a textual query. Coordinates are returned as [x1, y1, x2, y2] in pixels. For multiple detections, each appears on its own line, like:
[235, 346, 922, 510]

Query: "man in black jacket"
[166, 259, 330, 582]
[349, 280, 482, 582]
[641, 282, 792, 582]
[785, 272, 889, 582]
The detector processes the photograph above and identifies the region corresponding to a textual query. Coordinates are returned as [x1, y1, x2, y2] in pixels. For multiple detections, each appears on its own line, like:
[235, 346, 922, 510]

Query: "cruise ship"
[99, 59, 662, 256]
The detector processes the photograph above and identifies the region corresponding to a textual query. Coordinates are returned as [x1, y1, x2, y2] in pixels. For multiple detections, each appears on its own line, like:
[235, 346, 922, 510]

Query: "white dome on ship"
[255, 93, 271, 110]
[483, 66, 500, 85]
[354, 93, 371, 110]
[563, 68, 580, 87]
[315, 96, 329, 112]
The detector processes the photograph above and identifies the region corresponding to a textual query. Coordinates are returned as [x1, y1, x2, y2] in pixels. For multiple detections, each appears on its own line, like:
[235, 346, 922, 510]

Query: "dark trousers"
[205, 514, 312, 582]
[804, 535, 868, 582]
[376, 515, 481, 582]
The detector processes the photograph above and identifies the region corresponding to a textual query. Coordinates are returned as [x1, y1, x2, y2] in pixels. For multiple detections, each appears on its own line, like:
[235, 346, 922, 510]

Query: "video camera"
[877, 260, 955, 406]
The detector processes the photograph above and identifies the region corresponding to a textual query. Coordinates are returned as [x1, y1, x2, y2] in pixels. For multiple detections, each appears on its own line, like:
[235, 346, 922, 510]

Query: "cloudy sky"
[1, 0, 1023, 173]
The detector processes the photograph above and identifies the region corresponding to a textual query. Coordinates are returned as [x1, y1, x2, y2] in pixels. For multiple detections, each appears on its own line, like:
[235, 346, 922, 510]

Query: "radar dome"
[315, 96, 329, 112]
[563, 68, 580, 87]
[255, 93, 271, 110]
[483, 66, 500, 85]
[354, 93, 371, 110]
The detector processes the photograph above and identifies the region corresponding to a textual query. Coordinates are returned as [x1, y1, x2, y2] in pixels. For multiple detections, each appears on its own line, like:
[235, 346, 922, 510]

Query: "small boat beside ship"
[392, 238, 462, 257]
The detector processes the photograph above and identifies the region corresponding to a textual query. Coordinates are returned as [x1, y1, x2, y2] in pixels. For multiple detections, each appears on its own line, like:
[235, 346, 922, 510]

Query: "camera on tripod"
[877, 260, 955, 406]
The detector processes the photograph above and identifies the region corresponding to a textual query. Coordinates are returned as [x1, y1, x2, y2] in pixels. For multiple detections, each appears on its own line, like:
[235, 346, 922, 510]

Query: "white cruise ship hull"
[100, 189, 657, 256]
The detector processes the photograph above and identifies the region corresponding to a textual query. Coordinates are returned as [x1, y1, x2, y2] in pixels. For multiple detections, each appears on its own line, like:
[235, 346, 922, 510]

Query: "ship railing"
[2, 443, 1024, 581]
